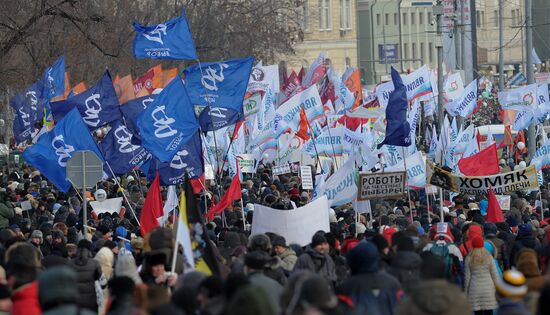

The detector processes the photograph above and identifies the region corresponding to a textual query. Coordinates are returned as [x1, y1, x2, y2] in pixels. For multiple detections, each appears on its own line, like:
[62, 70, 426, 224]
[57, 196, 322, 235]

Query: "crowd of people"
[1, 161, 550, 315]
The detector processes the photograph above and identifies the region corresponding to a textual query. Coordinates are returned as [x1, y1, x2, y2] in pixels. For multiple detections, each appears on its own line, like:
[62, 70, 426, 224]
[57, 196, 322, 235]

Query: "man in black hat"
[272, 235, 297, 273]
[244, 250, 283, 314]
[293, 231, 337, 284]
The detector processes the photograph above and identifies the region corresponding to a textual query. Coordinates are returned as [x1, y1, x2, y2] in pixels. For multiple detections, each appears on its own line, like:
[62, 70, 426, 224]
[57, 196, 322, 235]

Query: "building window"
[476, 10, 481, 27]
[419, 12, 423, 25]
[402, 12, 407, 25]
[302, 0, 309, 31]
[429, 42, 433, 63]
[428, 12, 432, 25]
[345, 57, 351, 67]
[376, 13, 381, 26]
[319, 0, 332, 30]
[420, 42, 425, 62]
[340, 0, 352, 30]
[385, 13, 389, 25]
[404, 43, 408, 59]
[493, 10, 498, 27]
[411, 12, 415, 25]
[511, 9, 520, 26]
[394, 13, 398, 25]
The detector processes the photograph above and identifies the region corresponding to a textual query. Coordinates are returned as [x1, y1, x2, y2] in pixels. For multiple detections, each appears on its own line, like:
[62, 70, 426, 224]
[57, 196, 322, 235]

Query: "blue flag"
[137, 76, 200, 162]
[377, 67, 411, 149]
[133, 10, 197, 60]
[99, 120, 150, 176]
[51, 71, 121, 130]
[22, 108, 105, 192]
[141, 131, 204, 186]
[120, 95, 157, 140]
[10, 80, 46, 144]
[42, 56, 65, 99]
[198, 106, 242, 131]
[183, 57, 254, 111]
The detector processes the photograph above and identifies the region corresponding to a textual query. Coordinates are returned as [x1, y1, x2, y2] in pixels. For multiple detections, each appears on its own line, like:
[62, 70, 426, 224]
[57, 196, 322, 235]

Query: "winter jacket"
[70, 248, 103, 311]
[248, 271, 282, 315]
[293, 248, 337, 284]
[275, 248, 297, 272]
[486, 235, 509, 270]
[511, 234, 541, 266]
[337, 271, 401, 315]
[0, 198, 14, 229]
[12, 281, 41, 315]
[388, 250, 422, 293]
[395, 279, 470, 315]
[464, 254, 499, 311]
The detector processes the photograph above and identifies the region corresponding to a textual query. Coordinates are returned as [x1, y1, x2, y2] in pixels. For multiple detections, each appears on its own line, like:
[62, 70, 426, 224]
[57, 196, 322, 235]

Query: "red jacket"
[12, 281, 41, 315]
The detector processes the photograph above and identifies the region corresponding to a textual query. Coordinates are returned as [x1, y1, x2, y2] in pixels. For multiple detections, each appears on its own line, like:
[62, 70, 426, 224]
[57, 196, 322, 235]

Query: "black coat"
[388, 250, 422, 293]
[70, 248, 102, 311]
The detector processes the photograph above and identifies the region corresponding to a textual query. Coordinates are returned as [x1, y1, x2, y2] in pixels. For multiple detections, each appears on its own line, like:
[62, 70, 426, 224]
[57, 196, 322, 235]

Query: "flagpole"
[300, 109, 324, 173]
[401, 147, 414, 222]
[425, 187, 431, 223]
[171, 208, 180, 274]
[321, 112, 340, 169]
[105, 161, 140, 225]
[239, 198, 247, 231]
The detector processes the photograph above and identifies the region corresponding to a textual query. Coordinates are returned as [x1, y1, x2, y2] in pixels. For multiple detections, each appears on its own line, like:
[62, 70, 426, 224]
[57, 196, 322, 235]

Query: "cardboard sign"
[251, 195, 330, 246]
[237, 154, 256, 173]
[428, 161, 539, 195]
[496, 195, 511, 210]
[90, 197, 123, 215]
[358, 171, 406, 200]
[272, 164, 291, 176]
[300, 166, 314, 190]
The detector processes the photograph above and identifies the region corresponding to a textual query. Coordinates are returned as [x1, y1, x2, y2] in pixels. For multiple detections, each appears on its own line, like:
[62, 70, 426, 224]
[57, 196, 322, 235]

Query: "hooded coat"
[338, 241, 401, 315]
[0, 192, 14, 229]
[293, 248, 337, 284]
[395, 279, 469, 315]
[464, 249, 500, 311]
[388, 250, 422, 293]
[70, 247, 103, 311]
[510, 224, 541, 266]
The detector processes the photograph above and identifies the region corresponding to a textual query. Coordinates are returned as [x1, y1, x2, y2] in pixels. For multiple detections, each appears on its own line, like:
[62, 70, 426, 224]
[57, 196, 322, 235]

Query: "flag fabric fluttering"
[139, 172, 164, 236]
[486, 187, 504, 223]
[133, 10, 197, 60]
[458, 143, 500, 176]
[377, 67, 411, 149]
[120, 95, 157, 140]
[206, 174, 242, 221]
[10, 80, 46, 144]
[296, 107, 311, 140]
[137, 76, 200, 163]
[51, 71, 121, 130]
[176, 189, 195, 271]
[22, 108, 105, 192]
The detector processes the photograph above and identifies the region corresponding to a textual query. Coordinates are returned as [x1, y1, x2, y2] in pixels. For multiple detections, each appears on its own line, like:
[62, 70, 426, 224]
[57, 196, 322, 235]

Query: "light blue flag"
[137, 77, 200, 162]
[22, 108, 104, 192]
[133, 10, 197, 60]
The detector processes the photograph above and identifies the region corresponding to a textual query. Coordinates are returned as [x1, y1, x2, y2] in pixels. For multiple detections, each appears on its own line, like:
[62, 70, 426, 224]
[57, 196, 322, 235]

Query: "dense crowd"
[1, 161, 550, 315]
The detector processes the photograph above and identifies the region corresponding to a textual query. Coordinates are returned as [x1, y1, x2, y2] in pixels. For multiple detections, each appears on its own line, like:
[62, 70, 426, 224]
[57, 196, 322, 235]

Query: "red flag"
[486, 187, 504, 223]
[498, 125, 513, 150]
[476, 129, 482, 149]
[458, 143, 500, 176]
[206, 174, 242, 221]
[139, 173, 163, 236]
[190, 175, 205, 194]
[296, 107, 310, 140]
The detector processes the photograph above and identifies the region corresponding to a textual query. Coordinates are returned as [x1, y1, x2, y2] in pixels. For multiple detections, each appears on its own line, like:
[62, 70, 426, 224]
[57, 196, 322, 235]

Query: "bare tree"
[0, 0, 304, 95]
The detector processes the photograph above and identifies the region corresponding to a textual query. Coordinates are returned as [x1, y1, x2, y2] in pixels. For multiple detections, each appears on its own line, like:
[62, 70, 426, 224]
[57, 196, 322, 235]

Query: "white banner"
[273, 164, 291, 176]
[247, 64, 280, 94]
[375, 65, 433, 108]
[251, 195, 330, 246]
[444, 72, 465, 102]
[90, 197, 123, 215]
[274, 85, 324, 136]
[386, 151, 427, 189]
[243, 93, 262, 117]
[303, 127, 344, 157]
[237, 154, 256, 173]
[498, 84, 538, 111]
[358, 172, 406, 200]
[445, 79, 478, 118]
[314, 156, 358, 206]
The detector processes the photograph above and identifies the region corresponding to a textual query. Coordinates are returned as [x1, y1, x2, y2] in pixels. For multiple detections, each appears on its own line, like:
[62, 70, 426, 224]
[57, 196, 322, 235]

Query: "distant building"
[532, 0, 550, 66]
[282, 0, 358, 73]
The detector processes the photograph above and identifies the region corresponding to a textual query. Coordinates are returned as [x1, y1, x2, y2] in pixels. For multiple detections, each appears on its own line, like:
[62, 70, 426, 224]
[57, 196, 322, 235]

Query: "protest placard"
[358, 172, 406, 200]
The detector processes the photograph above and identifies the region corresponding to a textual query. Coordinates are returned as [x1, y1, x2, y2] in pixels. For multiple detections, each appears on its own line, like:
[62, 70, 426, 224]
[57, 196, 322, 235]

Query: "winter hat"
[271, 235, 286, 248]
[244, 251, 272, 270]
[225, 285, 276, 315]
[471, 236, 484, 249]
[483, 222, 498, 237]
[495, 270, 527, 299]
[115, 249, 142, 284]
[31, 230, 43, 239]
[516, 248, 540, 278]
[517, 224, 532, 237]
[38, 266, 79, 309]
[346, 241, 380, 274]
[355, 222, 367, 235]
[432, 222, 455, 243]
[298, 275, 338, 310]
[396, 236, 415, 252]
[311, 231, 327, 248]
[77, 239, 93, 251]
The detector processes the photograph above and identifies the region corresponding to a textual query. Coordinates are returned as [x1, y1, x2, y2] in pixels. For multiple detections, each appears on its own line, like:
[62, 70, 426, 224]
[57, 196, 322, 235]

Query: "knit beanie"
[496, 270, 527, 299]
[471, 236, 484, 249]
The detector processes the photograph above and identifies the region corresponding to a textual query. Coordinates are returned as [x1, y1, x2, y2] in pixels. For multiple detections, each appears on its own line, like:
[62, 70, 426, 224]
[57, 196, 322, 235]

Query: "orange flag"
[71, 81, 88, 96]
[150, 64, 164, 90]
[114, 74, 135, 104]
[296, 107, 310, 140]
[502, 110, 516, 126]
[346, 69, 363, 110]
[159, 68, 179, 88]
[51, 72, 71, 102]
[498, 125, 514, 149]
[515, 130, 527, 161]
[134, 65, 161, 95]
[113, 74, 121, 84]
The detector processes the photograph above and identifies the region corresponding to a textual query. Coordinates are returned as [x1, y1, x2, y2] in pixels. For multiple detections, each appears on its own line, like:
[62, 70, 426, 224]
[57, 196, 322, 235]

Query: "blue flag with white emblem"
[99, 120, 150, 176]
[140, 131, 204, 186]
[133, 10, 197, 60]
[183, 57, 254, 130]
[22, 108, 104, 192]
[42, 56, 65, 99]
[51, 71, 121, 130]
[120, 95, 157, 140]
[10, 80, 46, 144]
[137, 76, 200, 162]
[377, 67, 411, 149]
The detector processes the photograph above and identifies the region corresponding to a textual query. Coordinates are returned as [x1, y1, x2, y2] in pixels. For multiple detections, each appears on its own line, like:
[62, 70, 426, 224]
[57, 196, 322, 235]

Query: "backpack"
[430, 242, 454, 278]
